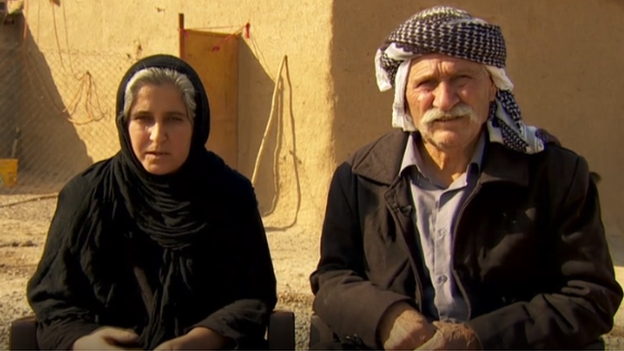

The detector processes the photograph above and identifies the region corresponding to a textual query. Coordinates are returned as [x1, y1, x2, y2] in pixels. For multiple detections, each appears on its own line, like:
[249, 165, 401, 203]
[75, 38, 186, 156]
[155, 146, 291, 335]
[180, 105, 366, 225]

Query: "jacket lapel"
[351, 130, 409, 185]
[353, 131, 427, 308]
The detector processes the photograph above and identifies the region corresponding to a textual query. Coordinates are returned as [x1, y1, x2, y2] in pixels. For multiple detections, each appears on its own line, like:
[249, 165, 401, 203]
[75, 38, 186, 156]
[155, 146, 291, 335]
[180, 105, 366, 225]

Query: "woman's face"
[127, 83, 194, 175]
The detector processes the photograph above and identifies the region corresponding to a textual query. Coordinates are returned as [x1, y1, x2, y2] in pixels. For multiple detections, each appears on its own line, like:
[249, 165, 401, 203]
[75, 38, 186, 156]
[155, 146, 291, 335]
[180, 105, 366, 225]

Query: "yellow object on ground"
[0, 159, 18, 187]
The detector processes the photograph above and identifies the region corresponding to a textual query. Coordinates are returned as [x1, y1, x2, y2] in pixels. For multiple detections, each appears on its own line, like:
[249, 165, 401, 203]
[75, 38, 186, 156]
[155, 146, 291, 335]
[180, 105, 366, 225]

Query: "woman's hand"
[153, 327, 229, 350]
[72, 327, 142, 350]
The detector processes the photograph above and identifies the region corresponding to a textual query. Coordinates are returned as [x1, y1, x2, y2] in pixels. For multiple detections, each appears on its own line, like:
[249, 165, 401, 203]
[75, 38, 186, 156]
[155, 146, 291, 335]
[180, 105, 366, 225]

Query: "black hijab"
[114, 54, 212, 247]
[111, 54, 220, 348]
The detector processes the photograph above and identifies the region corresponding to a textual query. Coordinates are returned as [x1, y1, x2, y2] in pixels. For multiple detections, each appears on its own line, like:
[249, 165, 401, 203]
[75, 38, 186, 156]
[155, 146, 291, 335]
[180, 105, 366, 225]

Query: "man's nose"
[432, 82, 459, 112]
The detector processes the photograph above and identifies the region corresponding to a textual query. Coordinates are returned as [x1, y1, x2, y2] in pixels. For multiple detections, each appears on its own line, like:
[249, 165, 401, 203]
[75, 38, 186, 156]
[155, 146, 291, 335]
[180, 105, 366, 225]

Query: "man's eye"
[417, 80, 436, 88]
[454, 75, 472, 82]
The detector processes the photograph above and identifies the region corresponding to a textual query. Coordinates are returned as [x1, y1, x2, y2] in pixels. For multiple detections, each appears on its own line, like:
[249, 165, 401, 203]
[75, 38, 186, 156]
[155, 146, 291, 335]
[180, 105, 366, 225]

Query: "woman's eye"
[168, 116, 185, 122]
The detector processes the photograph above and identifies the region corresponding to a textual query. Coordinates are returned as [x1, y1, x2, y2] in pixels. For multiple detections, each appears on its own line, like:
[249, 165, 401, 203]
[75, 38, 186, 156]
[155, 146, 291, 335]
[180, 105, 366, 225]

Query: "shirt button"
[439, 229, 447, 236]
[438, 275, 448, 284]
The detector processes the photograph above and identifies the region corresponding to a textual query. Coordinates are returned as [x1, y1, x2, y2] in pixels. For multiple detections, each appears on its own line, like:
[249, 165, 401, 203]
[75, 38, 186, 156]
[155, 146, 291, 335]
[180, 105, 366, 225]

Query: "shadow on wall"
[0, 17, 22, 159]
[237, 40, 302, 229]
[237, 40, 276, 213]
[5, 16, 92, 194]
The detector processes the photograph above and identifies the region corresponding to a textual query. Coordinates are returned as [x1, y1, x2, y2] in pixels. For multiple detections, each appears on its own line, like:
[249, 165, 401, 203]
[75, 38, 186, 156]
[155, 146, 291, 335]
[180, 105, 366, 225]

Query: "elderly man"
[309, 6, 622, 350]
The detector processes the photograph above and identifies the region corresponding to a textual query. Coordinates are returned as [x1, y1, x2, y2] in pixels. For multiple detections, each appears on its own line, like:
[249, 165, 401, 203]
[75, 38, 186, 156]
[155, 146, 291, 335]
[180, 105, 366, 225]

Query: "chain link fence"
[0, 15, 137, 196]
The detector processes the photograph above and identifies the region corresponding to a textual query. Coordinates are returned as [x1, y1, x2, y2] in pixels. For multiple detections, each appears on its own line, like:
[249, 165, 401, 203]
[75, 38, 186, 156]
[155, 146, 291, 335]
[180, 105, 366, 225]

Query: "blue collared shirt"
[399, 131, 485, 322]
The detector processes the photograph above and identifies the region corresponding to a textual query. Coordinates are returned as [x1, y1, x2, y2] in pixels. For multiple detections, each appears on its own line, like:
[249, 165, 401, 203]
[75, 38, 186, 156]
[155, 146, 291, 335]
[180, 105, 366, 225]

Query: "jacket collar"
[351, 130, 529, 187]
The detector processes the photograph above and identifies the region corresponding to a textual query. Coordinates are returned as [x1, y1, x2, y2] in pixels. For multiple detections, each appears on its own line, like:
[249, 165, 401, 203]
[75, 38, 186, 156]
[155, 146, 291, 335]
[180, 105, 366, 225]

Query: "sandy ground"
[1, 193, 624, 350]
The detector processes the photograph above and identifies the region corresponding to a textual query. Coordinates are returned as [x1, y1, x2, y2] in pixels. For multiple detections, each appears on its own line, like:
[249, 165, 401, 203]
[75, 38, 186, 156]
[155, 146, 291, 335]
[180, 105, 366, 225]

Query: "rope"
[0, 193, 58, 208]
[251, 55, 287, 187]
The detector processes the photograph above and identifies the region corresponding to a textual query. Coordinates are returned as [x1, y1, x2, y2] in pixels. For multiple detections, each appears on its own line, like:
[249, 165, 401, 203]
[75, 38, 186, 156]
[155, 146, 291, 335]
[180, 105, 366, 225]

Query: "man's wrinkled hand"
[377, 302, 436, 350]
[416, 321, 481, 350]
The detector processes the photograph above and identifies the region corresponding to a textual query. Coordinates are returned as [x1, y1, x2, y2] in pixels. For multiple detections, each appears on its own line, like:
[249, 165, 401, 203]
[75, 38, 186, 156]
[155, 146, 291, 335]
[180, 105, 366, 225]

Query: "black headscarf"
[113, 54, 212, 248]
[111, 54, 219, 348]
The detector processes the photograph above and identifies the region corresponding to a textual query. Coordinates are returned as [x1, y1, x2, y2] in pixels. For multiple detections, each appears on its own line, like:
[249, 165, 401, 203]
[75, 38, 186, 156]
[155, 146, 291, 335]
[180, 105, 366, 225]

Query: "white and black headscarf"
[375, 6, 552, 154]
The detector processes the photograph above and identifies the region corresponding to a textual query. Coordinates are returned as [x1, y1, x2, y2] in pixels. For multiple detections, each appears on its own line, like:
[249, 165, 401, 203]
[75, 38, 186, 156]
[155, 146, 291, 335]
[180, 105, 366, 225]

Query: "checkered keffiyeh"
[375, 6, 546, 154]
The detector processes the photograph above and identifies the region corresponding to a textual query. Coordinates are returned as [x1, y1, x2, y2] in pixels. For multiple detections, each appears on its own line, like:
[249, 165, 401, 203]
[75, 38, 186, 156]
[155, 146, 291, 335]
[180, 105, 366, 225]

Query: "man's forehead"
[409, 55, 485, 76]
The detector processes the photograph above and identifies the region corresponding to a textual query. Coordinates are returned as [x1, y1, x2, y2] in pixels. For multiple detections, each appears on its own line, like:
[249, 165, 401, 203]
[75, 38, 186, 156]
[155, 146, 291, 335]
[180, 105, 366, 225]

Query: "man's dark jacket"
[310, 130, 623, 349]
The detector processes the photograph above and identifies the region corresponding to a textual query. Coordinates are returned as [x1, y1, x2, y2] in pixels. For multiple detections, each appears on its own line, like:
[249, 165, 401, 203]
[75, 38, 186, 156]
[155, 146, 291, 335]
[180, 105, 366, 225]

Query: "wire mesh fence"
[0, 18, 137, 195]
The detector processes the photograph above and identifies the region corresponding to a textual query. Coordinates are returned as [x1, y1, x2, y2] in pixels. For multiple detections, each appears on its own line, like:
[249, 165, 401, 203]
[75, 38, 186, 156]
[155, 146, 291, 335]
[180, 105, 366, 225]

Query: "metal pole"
[178, 13, 185, 60]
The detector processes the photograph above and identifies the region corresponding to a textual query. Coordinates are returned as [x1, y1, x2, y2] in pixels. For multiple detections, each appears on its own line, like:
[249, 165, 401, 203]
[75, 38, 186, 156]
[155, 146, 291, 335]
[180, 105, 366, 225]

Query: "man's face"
[405, 54, 497, 151]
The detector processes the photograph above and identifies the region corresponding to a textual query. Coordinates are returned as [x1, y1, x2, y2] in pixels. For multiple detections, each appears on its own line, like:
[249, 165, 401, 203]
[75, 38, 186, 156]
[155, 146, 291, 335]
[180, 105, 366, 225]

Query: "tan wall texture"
[23, 0, 624, 240]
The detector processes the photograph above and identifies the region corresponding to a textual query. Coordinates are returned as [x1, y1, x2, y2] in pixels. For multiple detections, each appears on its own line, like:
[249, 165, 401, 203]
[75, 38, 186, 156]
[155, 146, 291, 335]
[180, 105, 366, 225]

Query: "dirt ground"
[1, 193, 624, 350]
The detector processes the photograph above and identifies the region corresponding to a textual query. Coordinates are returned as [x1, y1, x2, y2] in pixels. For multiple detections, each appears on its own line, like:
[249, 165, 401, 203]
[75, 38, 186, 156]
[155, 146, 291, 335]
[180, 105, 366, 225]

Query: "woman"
[27, 54, 277, 350]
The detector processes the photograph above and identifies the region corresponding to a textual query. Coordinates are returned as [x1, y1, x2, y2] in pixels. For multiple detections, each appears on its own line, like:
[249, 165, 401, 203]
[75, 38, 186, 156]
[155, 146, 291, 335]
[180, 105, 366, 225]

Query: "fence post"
[179, 13, 185, 60]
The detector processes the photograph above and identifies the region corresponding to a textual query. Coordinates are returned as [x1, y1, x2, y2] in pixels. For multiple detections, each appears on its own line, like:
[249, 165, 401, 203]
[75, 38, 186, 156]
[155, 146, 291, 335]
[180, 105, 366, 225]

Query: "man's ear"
[488, 77, 497, 102]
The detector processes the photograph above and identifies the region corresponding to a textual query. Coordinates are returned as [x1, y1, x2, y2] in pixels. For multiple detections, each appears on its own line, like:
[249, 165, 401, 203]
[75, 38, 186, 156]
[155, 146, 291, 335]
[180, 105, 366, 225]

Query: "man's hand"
[72, 327, 142, 350]
[416, 321, 481, 350]
[153, 327, 229, 350]
[377, 302, 436, 350]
